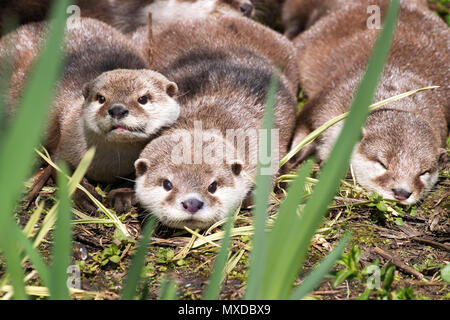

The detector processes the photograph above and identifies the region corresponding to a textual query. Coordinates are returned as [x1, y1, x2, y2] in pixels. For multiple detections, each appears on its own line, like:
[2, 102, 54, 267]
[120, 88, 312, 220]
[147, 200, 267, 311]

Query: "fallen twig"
[411, 237, 450, 252]
[373, 247, 424, 280]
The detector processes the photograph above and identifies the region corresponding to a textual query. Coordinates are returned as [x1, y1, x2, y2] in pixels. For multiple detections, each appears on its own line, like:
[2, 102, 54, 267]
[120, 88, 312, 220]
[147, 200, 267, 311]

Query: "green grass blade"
[255, 160, 313, 299]
[121, 217, 157, 300]
[36, 148, 131, 239]
[32, 148, 96, 248]
[49, 163, 72, 300]
[244, 74, 279, 299]
[159, 277, 178, 300]
[0, 0, 70, 299]
[203, 209, 235, 300]
[290, 232, 351, 300]
[14, 228, 50, 288]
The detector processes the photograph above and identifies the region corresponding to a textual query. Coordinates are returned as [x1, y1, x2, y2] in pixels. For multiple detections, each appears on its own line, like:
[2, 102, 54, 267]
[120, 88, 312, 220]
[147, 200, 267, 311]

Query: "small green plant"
[94, 244, 122, 266]
[429, 0, 450, 25]
[441, 264, 450, 282]
[333, 245, 425, 300]
[334, 245, 362, 285]
[367, 193, 406, 225]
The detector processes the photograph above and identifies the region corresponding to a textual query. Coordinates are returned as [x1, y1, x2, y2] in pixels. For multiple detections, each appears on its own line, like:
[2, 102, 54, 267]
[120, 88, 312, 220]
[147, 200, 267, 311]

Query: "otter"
[133, 16, 299, 229]
[0, 0, 254, 35]
[131, 14, 300, 96]
[288, 0, 449, 204]
[281, 0, 429, 39]
[0, 18, 179, 212]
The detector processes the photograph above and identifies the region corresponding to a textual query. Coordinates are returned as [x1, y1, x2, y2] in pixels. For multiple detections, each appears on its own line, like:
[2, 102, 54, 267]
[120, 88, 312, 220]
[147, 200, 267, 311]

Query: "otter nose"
[108, 104, 129, 119]
[392, 188, 412, 201]
[181, 198, 204, 214]
[240, 3, 253, 17]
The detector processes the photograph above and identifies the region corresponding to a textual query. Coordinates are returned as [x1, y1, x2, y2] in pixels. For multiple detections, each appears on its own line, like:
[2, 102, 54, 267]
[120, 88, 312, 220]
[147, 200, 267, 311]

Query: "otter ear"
[165, 81, 178, 97]
[82, 82, 91, 99]
[438, 148, 447, 168]
[231, 160, 243, 176]
[135, 159, 151, 177]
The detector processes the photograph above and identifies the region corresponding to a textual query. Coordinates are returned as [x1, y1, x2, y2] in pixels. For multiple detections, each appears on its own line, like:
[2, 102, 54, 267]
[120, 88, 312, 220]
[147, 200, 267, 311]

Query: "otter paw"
[107, 188, 137, 213]
[73, 188, 99, 215]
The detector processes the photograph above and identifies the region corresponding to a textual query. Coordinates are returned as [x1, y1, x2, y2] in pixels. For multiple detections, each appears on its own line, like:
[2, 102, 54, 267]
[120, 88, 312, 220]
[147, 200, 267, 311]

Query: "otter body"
[1, 18, 180, 211]
[134, 16, 299, 229]
[289, 0, 449, 204]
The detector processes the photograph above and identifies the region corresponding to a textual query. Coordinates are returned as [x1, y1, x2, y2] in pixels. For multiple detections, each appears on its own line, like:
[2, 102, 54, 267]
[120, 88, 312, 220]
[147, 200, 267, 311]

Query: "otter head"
[81, 69, 179, 144]
[351, 110, 446, 205]
[134, 130, 252, 229]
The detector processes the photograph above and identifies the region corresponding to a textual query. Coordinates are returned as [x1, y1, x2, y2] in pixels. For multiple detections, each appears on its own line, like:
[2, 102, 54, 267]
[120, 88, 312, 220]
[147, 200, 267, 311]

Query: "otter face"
[135, 160, 248, 229]
[81, 69, 179, 143]
[141, 0, 253, 27]
[350, 111, 445, 205]
[134, 134, 252, 229]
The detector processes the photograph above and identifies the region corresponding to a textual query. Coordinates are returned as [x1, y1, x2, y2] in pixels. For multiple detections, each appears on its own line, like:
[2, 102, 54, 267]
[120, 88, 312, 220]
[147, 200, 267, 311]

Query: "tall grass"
[0, 0, 404, 300]
[0, 0, 70, 299]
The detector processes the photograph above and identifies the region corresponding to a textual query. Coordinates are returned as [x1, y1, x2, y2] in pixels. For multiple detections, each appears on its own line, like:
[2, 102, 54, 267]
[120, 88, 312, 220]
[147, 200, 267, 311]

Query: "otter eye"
[97, 95, 106, 104]
[208, 181, 218, 194]
[138, 96, 148, 105]
[376, 159, 387, 169]
[162, 179, 173, 191]
[420, 170, 430, 176]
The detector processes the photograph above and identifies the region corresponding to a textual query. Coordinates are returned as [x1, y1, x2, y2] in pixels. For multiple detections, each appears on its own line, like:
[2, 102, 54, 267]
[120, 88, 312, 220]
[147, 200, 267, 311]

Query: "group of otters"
[0, 0, 448, 229]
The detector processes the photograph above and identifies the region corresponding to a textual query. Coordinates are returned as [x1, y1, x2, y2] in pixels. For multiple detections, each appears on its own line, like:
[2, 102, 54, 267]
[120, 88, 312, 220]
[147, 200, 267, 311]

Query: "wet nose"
[108, 104, 129, 119]
[392, 188, 412, 201]
[181, 198, 204, 214]
[240, 3, 253, 17]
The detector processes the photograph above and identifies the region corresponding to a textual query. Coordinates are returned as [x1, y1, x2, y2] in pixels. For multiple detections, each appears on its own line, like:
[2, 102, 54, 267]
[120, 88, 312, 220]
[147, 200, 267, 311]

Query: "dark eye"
[162, 179, 173, 191]
[420, 170, 430, 176]
[376, 159, 387, 169]
[97, 95, 106, 104]
[138, 96, 148, 105]
[208, 181, 218, 194]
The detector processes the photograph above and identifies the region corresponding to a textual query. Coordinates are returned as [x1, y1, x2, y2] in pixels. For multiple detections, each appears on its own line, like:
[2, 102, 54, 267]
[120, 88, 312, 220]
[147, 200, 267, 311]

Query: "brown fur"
[1, 18, 180, 212]
[134, 16, 298, 229]
[289, 0, 449, 204]
[132, 15, 300, 95]
[0, 0, 254, 35]
[282, 0, 429, 39]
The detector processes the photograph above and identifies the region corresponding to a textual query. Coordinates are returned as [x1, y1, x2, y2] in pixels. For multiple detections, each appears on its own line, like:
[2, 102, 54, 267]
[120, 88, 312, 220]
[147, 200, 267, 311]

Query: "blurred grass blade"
[32, 148, 96, 248]
[36, 147, 131, 239]
[23, 202, 44, 237]
[257, 160, 313, 296]
[49, 163, 72, 300]
[0, 0, 70, 299]
[290, 233, 351, 300]
[280, 85, 439, 167]
[121, 217, 156, 300]
[263, 0, 400, 299]
[244, 74, 279, 298]
[14, 228, 50, 288]
[159, 277, 178, 300]
[203, 209, 235, 300]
